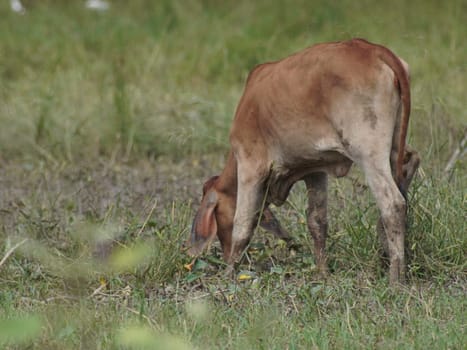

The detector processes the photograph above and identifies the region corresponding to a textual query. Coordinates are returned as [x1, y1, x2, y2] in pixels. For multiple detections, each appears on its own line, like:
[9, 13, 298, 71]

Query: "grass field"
[0, 0, 466, 349]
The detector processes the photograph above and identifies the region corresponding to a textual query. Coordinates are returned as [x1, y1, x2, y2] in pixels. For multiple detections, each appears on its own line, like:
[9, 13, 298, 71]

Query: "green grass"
[0, 0, 466, 349]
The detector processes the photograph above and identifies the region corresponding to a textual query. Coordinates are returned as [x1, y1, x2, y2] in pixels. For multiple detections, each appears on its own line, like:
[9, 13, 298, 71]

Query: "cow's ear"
[188, 190, 218, 256]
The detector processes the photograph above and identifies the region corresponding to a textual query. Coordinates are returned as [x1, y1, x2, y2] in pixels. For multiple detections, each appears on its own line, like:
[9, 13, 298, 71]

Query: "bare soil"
[0, 155, 226, 237]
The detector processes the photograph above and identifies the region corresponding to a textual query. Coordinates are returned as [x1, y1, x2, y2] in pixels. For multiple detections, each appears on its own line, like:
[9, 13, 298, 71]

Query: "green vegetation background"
[0, 0, 465, 349]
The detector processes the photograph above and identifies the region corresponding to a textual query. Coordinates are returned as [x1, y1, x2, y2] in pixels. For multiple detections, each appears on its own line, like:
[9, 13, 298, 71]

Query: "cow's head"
[187, 176, 235, 260]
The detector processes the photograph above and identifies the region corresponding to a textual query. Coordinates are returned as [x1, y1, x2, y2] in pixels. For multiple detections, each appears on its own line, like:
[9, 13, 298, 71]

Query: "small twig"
[289, 295, 300, 315]
[137, 199, 158, 236]
[360, 305, 378, 326]
[188, 292, 211, 300]
[90, 282, 108, 297]
[125, 306, 157, 327]
[443, 131, 467, 178]
[32, 143, 59, 167]
[0, 238, 28, 270]
[20, 295, 81, 305]
[345, 302, 355, 336]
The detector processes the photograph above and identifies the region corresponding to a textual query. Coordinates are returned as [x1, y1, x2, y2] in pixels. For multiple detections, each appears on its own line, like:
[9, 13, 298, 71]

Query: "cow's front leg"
[304, 172, 329, 276]
[259, 207, 291, 242]
[227, 161, 268, 264]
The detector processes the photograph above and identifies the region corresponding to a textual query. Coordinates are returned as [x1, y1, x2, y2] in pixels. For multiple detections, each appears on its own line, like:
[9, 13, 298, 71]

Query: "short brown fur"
[188, 39, 419, 285]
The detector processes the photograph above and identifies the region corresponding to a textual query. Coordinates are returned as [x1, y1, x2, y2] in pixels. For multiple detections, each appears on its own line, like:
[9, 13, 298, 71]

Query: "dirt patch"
[0, 155, 227, 236]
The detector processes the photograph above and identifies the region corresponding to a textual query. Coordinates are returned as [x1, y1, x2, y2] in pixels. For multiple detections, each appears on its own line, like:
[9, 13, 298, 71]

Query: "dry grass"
[0, 0, 465, 348]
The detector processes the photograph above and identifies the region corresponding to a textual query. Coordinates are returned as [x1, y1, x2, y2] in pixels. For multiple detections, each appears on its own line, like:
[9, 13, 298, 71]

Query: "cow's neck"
[217, 150, 237, 196]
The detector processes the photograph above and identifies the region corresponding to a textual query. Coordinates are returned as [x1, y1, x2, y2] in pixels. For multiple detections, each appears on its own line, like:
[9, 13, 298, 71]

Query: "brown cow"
[188, 39, 420, 285]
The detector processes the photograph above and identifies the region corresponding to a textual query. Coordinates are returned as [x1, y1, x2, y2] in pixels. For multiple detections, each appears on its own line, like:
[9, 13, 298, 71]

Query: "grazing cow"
[188, 39, 420, 285]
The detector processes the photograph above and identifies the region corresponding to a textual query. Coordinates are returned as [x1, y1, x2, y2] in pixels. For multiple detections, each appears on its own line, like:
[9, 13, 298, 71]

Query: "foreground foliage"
[0, 0, 465, 349]
[0, 158, 464, 349]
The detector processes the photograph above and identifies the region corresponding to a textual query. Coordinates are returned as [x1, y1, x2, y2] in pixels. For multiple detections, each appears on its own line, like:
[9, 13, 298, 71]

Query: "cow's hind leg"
[363, 161, 407, 285]
[377, 145, 420, 265]
[304, 172, 329, 276]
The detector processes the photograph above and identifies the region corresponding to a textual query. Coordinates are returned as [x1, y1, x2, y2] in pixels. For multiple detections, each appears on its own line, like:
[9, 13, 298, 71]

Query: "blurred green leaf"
[57, 325, 75, 340]
[270, 266, 284, 274]
[193, 258, 209, 271]
[205, 255, 227, 266]
[117, 326, 156, 348]
[185, 300, 210, 322]
[184, 271, 204, 283]
[0, 315, 42, 345]
[109, 242, 152, 272]
[117, 325, 191, 350]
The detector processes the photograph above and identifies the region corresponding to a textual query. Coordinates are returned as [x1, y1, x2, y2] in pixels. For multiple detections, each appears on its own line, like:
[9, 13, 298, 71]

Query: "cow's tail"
[370, 41, 411, 197]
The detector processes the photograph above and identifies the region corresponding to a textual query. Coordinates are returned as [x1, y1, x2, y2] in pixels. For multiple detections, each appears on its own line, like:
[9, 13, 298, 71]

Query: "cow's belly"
[266, 151, 353, 206]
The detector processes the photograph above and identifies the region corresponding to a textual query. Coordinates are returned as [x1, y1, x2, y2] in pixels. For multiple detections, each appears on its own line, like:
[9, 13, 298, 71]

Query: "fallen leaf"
[184, 259, 196, 271]
[237, 271, 256, 281]
[99, 277, 107, 287]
